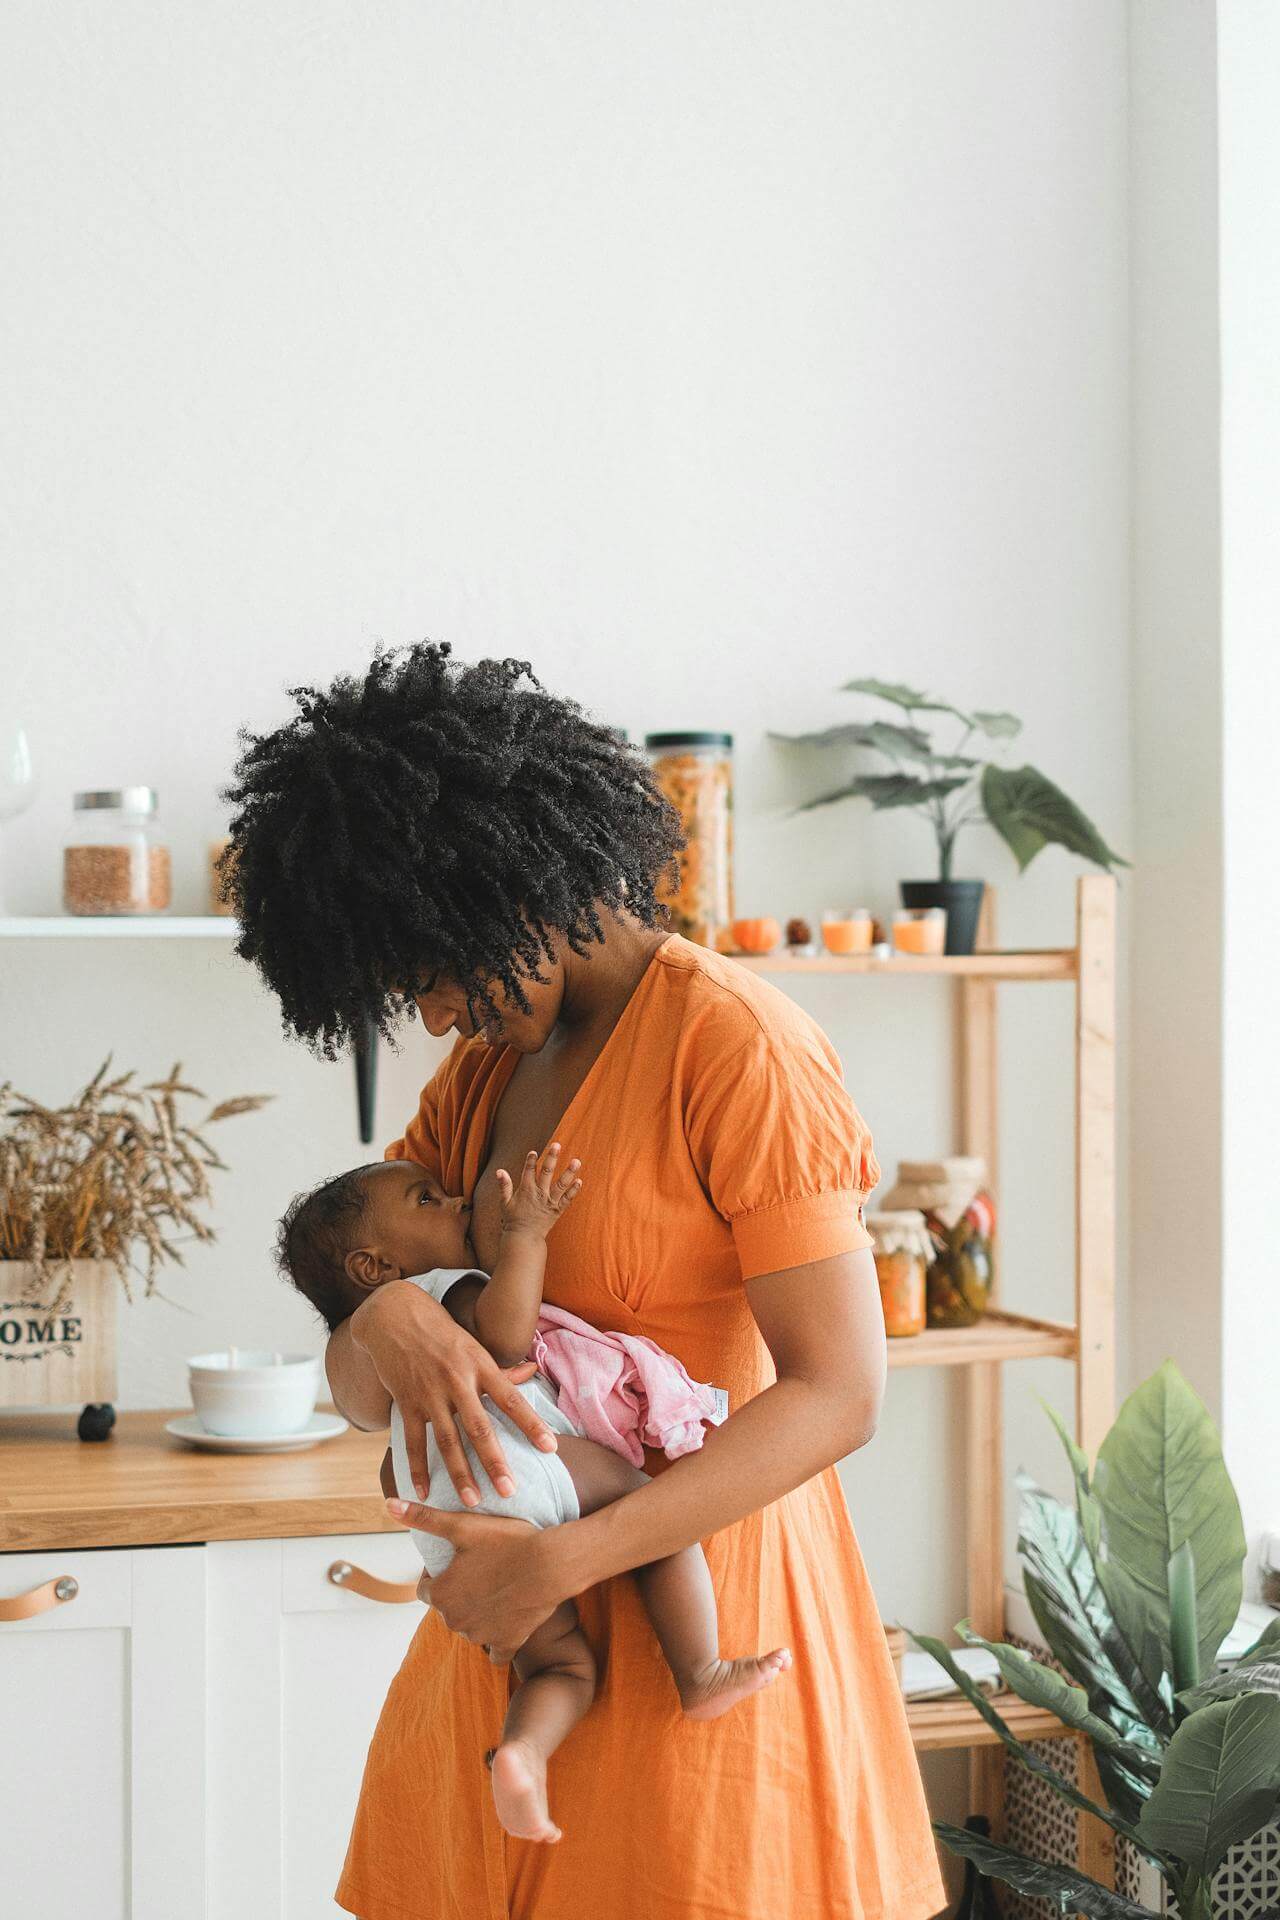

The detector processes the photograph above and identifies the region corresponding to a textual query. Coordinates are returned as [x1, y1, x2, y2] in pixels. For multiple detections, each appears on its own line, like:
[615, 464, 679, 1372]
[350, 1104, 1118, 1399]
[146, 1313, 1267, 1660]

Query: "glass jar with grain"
[63, 789, 171, 916]
[644, 732, 734, 948]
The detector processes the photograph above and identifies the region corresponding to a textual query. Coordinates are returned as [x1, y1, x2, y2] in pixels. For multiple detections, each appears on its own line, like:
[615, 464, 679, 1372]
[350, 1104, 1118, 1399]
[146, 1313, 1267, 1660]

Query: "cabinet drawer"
[0, 1546, 135, 1631]
[280, 1530, 423, 1614]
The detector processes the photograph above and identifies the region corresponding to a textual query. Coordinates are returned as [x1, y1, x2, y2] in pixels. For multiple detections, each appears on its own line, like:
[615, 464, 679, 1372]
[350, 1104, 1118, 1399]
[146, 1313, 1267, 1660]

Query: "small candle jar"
[892, 906, 947, 956]
[867, 1210, 932, 1337]
[821, 907, 873, 956]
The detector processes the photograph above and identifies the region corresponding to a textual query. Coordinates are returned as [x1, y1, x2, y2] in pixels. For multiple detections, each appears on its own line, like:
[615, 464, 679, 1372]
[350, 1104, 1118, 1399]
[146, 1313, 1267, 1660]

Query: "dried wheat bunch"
[0, 1060, 271, 1304]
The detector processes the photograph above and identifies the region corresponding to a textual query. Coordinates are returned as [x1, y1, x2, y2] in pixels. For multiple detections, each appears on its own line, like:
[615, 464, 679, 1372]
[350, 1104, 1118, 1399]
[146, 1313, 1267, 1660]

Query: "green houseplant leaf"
[1018, 1472, 1171, 1745]
[970, 709, 1023, 740]
[796, 772, 970, 814]
[933, 1824, 1159, 1919]
[1181, 1661, 1280, 1711]
[1236, 1616, 1280, 1669]
[981, 763, 1129, 872]
[839, 677, 967, 717]
[1092, 1362, 1246, 1687]
[955, 1624, 1161, 1822]
[769, 720, 933, 756]
[906, 1632, 1161, 1859]
[1137, 1694, 1280, 1879]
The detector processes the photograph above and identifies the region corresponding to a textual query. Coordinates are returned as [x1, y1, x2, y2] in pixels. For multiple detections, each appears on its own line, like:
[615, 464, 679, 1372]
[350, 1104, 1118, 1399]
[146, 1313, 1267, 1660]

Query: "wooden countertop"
[0, 1408, 399, 1552]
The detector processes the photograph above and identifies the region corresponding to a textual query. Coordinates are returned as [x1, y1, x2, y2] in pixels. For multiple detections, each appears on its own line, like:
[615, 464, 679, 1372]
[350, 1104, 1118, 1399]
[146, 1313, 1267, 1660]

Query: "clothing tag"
[708, 1386, 730, 1424]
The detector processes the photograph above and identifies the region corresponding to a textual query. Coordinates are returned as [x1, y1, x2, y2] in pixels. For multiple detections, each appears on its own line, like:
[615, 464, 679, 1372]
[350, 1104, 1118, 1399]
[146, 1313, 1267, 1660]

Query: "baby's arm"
[463, 1143, 582, 1369]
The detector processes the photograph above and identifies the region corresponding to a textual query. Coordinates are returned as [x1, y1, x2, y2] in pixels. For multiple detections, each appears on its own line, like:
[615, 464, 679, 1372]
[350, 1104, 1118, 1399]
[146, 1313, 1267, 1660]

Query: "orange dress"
[336, 937, 945, 1920]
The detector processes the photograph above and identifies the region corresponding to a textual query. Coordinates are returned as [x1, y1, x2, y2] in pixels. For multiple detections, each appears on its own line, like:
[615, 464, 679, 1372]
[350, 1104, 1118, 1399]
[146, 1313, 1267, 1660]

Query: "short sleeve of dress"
[384, 1057, 446, 1177]
[683, 997, 880, 1281]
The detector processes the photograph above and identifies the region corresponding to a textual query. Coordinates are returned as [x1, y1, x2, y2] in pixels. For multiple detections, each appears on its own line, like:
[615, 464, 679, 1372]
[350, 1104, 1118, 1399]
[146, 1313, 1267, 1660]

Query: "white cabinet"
[207, 1532, 424, 1920]
[0, 1544, 206, 1920]
[1, 1531, 424, 1920]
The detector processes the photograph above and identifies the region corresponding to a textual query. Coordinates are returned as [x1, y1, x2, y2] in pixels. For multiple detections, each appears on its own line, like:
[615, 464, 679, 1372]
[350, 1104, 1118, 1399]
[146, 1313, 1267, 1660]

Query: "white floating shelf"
[0, 917, 241, 939]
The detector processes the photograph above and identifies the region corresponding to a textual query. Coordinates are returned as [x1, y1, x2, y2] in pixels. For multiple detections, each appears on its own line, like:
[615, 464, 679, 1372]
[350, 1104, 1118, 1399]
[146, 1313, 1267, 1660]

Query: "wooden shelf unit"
[748, 877, 1117, 1860]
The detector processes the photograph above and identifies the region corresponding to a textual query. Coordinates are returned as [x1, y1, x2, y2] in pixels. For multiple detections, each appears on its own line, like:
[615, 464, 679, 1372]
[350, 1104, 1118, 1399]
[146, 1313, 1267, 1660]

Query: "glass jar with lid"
[63, 789, 171, 916]
[644, 732, 734, 948]
[867, 1209, 933, 1337]
[882, 1156, 996, 1327]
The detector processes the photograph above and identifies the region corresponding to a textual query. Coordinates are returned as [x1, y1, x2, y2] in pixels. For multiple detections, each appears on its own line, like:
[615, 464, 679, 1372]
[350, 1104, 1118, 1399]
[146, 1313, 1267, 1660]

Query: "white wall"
[0, 2, 1132, 1659]
[1128, 0, 1280, 1553]
[1217, 0, 1280, 1540]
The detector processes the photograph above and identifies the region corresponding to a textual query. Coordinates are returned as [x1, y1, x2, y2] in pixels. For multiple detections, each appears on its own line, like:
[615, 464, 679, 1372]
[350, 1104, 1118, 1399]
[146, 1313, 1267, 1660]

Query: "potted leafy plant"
[773, 678, 1127, 953]
[0, 1062, 269, 1439]
[910, 1363, 1280, 1918]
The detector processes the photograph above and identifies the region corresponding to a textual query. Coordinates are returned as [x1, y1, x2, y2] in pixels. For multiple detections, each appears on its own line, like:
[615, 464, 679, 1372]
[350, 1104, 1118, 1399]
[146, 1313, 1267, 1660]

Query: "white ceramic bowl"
[187, 1350, 322, 1438]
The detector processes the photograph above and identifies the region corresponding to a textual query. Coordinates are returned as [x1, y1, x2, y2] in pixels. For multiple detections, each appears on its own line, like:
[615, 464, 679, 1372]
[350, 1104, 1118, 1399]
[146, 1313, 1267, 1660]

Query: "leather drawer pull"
[327, 1560, 419, 1605]
[0, 1575, 79, 1622]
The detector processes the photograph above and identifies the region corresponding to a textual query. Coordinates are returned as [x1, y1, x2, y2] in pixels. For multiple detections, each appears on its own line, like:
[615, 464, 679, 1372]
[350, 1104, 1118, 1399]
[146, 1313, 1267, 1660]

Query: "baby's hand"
[496, 1142, 582, 1240]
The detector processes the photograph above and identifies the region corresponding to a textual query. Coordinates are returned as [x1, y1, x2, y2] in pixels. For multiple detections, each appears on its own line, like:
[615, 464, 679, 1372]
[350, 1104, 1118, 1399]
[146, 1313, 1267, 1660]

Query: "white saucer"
[165, 1411, 349, 1453]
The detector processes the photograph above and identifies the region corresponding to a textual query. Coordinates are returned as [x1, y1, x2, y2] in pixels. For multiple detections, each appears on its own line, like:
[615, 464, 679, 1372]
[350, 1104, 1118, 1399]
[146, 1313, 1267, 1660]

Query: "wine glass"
[0, 723, 37, 914]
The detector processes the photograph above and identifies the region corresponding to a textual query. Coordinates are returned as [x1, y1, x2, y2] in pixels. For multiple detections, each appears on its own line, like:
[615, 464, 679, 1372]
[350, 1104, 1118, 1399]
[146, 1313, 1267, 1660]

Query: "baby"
[278, 1143, 790, 1845]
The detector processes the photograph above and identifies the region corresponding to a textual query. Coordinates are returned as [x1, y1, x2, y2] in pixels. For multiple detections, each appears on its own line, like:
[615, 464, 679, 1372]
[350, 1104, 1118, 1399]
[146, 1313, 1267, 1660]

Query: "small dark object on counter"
[786, 917, 812, 947]
[870, 917, 886, 946]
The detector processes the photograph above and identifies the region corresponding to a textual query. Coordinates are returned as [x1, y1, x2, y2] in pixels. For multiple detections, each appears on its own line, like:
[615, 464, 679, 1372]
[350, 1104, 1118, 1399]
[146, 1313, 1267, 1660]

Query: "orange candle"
[892, 908, 946, 956]
[821, 909, 873, 955]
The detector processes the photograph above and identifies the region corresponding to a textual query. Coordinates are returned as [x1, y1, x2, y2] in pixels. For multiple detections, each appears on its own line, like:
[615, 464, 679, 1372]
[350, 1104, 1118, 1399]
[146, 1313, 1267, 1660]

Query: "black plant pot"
[899, 879, 986, 956]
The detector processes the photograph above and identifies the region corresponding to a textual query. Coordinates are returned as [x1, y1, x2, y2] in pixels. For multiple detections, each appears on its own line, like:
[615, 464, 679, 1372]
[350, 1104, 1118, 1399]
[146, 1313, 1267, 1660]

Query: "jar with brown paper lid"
[866, 1209, 933, 1338]
[881, 1156, 995, 1329]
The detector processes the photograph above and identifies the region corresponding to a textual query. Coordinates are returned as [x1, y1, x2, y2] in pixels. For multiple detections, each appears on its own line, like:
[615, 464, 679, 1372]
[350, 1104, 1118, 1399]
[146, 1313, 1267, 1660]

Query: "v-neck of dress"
[479, 932, 675, 1165]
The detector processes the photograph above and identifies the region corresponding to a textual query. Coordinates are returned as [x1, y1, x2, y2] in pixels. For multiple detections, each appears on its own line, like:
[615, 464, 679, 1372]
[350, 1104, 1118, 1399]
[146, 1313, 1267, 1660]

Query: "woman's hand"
[349, 1279, 558, 1506]
[384, 1498, 562, 1662]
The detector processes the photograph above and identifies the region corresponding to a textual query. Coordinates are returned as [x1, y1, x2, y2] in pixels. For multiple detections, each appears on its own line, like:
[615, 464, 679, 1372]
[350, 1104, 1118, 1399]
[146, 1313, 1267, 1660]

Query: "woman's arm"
[328, 1277, 561, 1505]
[390, 1247, 886, 1657]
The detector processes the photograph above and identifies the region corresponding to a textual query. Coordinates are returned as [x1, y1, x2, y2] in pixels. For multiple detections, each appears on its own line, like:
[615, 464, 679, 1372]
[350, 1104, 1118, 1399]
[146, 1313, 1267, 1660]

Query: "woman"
[227, 644, 944, 1920]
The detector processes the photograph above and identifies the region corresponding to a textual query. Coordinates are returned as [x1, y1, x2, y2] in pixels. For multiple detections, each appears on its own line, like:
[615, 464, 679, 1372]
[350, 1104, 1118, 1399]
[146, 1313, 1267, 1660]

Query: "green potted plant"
[773, 678, 1127, 953]
[910, 1363, 1280, 1918]
[0, 1061, 269, 1439]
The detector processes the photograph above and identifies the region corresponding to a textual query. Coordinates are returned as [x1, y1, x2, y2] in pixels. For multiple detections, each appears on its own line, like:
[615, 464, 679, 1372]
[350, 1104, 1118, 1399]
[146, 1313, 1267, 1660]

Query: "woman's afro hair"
[223, 642, 683, 1056]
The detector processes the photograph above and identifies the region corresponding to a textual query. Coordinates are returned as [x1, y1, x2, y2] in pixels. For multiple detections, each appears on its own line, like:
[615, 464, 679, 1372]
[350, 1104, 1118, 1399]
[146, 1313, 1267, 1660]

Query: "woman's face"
[414, 958, 565, 1054]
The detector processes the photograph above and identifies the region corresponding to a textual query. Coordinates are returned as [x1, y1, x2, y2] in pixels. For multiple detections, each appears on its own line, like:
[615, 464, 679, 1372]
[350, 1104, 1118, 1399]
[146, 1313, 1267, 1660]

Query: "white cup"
[187, 1350, 321, 1438]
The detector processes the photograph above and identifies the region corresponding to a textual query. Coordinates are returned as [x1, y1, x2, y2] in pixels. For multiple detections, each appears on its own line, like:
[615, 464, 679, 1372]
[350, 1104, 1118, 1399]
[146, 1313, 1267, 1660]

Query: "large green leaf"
[1236, 1616, 1280, 1669]
[981, 763, 1129, 872]
[1093, 1363, 1246, 1684]
[934, 1823, 1159, 1918]
[1180, 1661, 1280, 1711]
[840, 677, 966, 717]
[769, 720, 932, 756]
[1018, 1472, 1172, 1745]
[1137, 1694, 1280, 1878]
[956, 1624, 1161, 1813]
[971, 708, 1023, 740]
[907, 1631, 1160, 1859]
[795, 772, 969, 814]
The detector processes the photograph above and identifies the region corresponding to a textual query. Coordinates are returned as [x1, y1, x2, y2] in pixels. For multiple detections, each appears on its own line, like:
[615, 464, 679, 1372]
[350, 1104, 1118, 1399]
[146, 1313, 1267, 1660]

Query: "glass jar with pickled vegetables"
[644, 732, 734, 947]
[867, 1210, 932, 1337]
[883, 1157, 996, 1328]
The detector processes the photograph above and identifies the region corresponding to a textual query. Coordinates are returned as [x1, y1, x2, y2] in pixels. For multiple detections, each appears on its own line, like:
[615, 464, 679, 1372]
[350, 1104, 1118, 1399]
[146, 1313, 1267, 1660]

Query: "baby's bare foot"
[490, 1739, 562, 1844]
[680, 1648, 792, 1720]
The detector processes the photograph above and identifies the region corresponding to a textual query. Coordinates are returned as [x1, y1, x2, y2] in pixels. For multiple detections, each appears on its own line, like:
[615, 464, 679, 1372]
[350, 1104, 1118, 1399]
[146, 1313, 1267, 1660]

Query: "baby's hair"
[277, 1164, 384, 1332]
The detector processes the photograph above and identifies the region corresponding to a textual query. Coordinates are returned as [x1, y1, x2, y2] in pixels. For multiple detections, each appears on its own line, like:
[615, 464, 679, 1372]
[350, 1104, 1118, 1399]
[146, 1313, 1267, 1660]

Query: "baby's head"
[277, 1161, 473, 1331]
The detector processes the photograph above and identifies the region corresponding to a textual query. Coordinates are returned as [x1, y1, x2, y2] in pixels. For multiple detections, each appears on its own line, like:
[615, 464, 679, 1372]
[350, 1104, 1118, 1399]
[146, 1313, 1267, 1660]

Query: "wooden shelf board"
[733, 948, 1077, 981]
[886, 1311, 1078, 1370]
[907, 1691, 1072, 1752]
[0, 916, 240, 938]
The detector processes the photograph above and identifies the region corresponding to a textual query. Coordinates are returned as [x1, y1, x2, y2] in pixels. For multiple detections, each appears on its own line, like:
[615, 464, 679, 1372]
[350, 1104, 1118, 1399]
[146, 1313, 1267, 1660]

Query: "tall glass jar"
[63, 789, 171, 915]
[644, 732, 733, 947]
[882, 1156, 996, 1328]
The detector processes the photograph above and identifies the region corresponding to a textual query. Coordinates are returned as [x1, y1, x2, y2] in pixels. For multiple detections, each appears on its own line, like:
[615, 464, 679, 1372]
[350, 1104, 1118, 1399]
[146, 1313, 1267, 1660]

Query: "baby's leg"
[555, 1433, 791, 1720]
[490, 1597, 596, 1844]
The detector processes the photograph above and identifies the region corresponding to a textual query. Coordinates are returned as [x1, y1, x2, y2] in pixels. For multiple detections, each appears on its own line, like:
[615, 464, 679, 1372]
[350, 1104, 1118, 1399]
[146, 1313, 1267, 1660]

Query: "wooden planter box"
[0, 1262, 118, 1410]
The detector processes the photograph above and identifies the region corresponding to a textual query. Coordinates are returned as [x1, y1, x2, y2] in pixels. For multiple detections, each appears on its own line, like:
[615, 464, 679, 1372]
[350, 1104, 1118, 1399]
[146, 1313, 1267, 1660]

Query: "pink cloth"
[532, 1303, 727, 1467]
